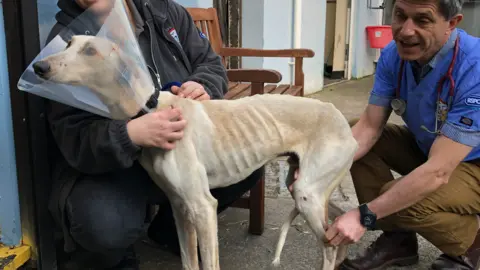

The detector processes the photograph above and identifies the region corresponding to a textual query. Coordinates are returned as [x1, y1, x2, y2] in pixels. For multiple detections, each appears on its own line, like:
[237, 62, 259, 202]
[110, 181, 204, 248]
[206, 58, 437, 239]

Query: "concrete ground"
[135, 76, 441, 269]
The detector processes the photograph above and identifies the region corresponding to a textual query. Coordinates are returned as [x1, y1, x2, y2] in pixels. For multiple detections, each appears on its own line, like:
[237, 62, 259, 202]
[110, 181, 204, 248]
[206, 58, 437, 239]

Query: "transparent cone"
[17, 0, 155, 119]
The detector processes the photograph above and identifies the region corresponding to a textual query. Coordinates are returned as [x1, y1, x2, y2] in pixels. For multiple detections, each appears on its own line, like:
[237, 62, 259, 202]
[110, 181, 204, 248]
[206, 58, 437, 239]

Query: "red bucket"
[366, 25, 393, 49]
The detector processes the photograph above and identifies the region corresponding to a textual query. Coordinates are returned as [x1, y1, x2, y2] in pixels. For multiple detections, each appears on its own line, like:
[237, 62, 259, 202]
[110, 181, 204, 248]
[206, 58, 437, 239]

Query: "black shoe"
[106, 246, 139, 270]
[339, 231, 419, 270]
[430, 230, 480, 270]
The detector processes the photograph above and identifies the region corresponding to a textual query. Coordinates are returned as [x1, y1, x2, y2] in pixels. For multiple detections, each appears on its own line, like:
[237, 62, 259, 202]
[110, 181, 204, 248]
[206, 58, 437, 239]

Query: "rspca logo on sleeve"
[465, 95, 480, 107]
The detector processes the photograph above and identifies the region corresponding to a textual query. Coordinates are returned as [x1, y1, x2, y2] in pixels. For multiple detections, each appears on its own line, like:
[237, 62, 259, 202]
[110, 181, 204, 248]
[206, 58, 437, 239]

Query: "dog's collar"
[133, 81, 182, 119]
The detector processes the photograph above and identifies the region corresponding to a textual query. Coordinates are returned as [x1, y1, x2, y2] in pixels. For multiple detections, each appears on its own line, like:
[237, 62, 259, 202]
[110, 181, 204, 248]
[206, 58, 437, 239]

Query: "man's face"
[75, 0, 114, 15]
[391, 0, 463, 64]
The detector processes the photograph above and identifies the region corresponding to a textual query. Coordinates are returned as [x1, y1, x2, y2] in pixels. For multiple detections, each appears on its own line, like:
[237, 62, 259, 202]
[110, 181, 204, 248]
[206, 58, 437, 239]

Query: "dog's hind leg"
[271, 207, 299, 267]
[327, 202, 348, 268]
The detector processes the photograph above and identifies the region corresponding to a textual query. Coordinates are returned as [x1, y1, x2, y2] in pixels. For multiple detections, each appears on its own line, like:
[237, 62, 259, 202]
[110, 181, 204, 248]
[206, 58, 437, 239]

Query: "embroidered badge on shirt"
[465, 95, 480, 107]
[168, 27, 181, 44]
[436, 99, 448, 123]
[460, 116, 474, 127]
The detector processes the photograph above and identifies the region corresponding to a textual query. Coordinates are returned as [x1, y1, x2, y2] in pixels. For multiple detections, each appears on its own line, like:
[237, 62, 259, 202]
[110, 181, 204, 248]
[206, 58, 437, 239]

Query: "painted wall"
[458, 3, 480, 37]
[350, 0, 384, 79]
[174, 0, 213, 8]
[242, 0, 326, 94]
[38, 0, 60, 48]
[241, 0, 266, 71]
[324, 2, 336, 67]
[0, 3, 22, 247]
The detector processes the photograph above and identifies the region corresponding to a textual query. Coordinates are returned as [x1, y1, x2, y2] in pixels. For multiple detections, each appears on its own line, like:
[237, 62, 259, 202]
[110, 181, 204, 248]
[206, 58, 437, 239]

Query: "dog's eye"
[83, 46, 97, 56]
[66, 40, 72, 48]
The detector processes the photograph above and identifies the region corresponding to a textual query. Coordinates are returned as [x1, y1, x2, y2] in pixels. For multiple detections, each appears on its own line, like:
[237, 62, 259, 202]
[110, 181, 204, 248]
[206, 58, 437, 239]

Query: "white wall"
[241, 0, 266, 70]
[350, 0, 384, 79]
[458, 2, 480, 37]
[242, 0, 326, 95]
[175, 0, 213, 8]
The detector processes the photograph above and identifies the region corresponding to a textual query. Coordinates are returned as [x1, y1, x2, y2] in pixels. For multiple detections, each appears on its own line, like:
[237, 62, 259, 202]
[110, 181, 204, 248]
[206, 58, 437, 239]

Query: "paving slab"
[137, 76, 441, 269]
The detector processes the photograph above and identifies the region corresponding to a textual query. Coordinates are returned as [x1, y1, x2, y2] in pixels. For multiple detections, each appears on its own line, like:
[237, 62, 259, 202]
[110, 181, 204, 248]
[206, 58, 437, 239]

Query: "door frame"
[3, 0, 58, 268]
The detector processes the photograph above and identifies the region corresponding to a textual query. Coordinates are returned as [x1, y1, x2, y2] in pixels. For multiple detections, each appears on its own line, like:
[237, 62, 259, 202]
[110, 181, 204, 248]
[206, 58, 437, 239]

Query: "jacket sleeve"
[168, 1, 229, 100]
[47, 100, 142, 175]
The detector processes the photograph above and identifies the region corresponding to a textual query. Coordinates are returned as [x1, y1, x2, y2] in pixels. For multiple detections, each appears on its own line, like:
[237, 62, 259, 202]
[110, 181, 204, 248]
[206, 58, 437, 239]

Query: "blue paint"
[0, 3, 22, 247]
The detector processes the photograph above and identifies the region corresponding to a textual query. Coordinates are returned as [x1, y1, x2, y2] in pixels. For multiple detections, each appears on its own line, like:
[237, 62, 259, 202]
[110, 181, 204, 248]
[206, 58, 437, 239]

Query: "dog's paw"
[271, 258, 281, 268]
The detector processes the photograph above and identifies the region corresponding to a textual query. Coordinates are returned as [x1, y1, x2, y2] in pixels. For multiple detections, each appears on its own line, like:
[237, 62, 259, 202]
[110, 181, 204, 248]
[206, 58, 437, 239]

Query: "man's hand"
[171, 81, 210, 101]
[126, 107, 187, 150]
[325, 208, 367, 246]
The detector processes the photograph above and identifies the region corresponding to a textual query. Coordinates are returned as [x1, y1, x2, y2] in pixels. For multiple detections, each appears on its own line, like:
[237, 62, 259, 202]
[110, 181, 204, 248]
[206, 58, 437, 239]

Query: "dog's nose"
[32, 61, 51, 76]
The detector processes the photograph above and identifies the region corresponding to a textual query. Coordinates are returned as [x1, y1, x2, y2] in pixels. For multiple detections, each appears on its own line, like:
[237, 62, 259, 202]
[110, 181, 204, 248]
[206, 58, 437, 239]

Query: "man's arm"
[168, 1, 228, 100]
[367, 135, 473, 219]
[351, 42, 397, 161]
[352, 104, 392, 162]
[367, 75, 480, 219]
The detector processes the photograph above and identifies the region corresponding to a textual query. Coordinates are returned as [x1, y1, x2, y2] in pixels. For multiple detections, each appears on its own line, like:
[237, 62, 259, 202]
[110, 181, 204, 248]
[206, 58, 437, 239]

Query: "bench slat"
[225, 83, 251, 100]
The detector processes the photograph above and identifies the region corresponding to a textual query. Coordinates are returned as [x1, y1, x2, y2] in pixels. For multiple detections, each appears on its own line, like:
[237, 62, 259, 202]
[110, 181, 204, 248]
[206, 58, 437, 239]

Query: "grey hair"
[437, 0, 464, 19]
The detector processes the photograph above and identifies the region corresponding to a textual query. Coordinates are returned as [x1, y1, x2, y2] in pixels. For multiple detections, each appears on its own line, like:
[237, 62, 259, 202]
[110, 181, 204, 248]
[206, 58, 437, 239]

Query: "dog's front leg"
[170, 201, 200, 270]
[193, 165, 220, 270]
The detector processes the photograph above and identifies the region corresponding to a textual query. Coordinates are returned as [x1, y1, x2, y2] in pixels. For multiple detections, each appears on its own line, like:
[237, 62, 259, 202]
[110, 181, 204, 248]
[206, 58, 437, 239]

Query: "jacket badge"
[168, 27, 181, 45]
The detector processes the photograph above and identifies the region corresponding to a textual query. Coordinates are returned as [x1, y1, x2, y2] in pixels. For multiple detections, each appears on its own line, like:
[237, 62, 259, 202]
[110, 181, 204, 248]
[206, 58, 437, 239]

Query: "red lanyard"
[395, 36, 459, 102]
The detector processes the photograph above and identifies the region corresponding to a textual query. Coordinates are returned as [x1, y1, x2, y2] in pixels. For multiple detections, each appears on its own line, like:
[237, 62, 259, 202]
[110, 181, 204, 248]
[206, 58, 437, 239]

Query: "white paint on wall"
[350, 0, 384, 79]
[241, 0, 326, 94]
[174, 0, 213, 8]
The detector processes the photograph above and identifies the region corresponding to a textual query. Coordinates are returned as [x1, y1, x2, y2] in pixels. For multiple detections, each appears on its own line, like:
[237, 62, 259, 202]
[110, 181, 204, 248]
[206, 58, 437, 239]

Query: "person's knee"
[66, 177, 147, 252]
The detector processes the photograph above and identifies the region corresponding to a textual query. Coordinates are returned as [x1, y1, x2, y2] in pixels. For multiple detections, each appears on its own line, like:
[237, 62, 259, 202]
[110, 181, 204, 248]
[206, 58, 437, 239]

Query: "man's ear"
[448, 14, 463, 30]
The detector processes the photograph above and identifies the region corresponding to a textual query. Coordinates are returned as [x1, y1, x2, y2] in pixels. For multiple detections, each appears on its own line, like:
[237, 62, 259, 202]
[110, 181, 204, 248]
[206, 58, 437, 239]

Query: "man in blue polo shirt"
[319, 0, 480, 269]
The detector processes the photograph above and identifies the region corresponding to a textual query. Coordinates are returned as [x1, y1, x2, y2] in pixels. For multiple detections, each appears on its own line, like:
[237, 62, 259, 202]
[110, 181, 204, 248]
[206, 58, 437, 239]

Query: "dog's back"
[175, 93, 352, 189]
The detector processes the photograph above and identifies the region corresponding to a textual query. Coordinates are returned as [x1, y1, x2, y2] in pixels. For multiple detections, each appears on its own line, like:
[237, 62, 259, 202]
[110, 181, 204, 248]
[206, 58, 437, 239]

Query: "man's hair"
[437, 0, 464, 19]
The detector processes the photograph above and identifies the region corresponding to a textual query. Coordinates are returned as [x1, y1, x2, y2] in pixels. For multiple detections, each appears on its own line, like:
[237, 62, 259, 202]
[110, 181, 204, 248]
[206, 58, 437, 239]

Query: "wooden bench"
[185, 7, 315, 236]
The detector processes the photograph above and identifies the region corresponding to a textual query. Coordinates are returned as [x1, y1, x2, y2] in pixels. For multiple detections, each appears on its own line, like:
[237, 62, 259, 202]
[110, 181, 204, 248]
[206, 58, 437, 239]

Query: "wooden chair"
[185, 7, 315, 236]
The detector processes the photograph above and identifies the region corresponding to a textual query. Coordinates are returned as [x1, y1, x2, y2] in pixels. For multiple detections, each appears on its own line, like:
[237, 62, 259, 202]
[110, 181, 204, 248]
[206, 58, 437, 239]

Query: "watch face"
[364, 216, 373, 226]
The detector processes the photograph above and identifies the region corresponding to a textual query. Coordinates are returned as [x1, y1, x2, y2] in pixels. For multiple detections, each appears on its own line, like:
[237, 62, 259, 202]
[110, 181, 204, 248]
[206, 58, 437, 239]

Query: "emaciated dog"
[31, 35, 357, 270]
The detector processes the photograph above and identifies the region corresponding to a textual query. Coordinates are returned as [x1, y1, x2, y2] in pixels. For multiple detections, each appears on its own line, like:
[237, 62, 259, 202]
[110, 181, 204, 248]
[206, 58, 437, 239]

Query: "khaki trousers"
[349, 119, 480, 256]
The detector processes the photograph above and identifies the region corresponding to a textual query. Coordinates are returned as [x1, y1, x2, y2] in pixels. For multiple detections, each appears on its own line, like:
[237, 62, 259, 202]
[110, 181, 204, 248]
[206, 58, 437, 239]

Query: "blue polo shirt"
[369, 28, 480, 161]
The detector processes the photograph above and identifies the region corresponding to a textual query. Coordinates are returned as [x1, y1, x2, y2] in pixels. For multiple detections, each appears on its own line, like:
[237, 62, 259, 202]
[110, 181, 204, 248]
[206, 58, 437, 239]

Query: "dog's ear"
[114, 49, 140, 88]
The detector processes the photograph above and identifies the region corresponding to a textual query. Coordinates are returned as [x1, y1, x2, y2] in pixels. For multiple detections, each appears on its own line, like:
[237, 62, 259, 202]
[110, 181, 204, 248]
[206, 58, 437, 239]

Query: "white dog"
[31, 35, 357, 270]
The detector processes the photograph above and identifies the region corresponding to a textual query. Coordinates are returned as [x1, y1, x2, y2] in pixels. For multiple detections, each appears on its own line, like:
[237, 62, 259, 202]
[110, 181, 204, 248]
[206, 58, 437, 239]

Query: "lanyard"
[392, 36, 460, 134]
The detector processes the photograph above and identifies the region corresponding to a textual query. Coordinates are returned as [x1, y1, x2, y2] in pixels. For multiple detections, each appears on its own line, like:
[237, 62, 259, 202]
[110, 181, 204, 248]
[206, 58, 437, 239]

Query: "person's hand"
[325, 208, 366, 246]
[126, 107, 187, 150]
[171, 81, 210, 101]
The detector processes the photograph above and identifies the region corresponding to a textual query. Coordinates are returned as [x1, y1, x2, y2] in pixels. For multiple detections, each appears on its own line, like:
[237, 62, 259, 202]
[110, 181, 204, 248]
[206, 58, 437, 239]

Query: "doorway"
[323, 0, 350, 86]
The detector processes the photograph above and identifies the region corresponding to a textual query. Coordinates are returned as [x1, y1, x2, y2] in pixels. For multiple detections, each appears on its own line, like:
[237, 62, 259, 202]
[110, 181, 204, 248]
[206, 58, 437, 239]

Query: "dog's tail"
[271, 207, 300, 267]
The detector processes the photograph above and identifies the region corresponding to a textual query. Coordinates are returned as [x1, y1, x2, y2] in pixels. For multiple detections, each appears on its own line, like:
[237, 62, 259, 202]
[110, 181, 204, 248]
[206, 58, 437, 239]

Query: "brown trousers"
[349, 119, 480, 256]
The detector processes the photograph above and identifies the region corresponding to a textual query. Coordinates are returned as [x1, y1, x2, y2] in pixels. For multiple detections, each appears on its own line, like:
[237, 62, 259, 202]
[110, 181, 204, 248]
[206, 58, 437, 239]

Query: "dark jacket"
[45, 0, 228, 252]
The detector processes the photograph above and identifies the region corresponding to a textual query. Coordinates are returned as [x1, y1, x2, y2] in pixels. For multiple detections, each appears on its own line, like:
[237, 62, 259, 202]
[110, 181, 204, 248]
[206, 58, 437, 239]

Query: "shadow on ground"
[136, 76, 440, 269]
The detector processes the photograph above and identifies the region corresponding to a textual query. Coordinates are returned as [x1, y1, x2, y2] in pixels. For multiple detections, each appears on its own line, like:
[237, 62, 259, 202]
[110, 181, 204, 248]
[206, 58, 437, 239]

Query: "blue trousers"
[63, 162, 262, 267]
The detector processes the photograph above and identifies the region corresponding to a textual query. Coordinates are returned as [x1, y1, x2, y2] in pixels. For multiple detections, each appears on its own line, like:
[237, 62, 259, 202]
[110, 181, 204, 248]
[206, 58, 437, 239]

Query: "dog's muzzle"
[33, 61, 51, 78]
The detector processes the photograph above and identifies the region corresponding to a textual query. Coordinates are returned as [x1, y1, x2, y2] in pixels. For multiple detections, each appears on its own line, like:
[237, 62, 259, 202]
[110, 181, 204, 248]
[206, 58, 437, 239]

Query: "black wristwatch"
[359, 203, 377, 230]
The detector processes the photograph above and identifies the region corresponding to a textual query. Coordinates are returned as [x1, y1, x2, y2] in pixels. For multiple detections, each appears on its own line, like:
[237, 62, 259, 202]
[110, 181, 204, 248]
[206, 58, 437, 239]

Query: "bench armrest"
[227, 69, 282, 84]
[220, 47, 315, 58]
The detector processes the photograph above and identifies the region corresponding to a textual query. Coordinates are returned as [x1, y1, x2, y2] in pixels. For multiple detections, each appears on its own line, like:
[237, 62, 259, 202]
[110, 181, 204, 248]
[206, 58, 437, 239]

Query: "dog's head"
[32, 35, 152, 119]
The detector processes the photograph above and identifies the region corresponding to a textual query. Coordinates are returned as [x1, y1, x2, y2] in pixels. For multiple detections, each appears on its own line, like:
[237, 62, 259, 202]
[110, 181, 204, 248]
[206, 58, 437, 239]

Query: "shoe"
[430, 230, 480, 270]
[57, 245, 139, 270]
[106, 246, 140, 270]
[339, 231, 419, 270]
